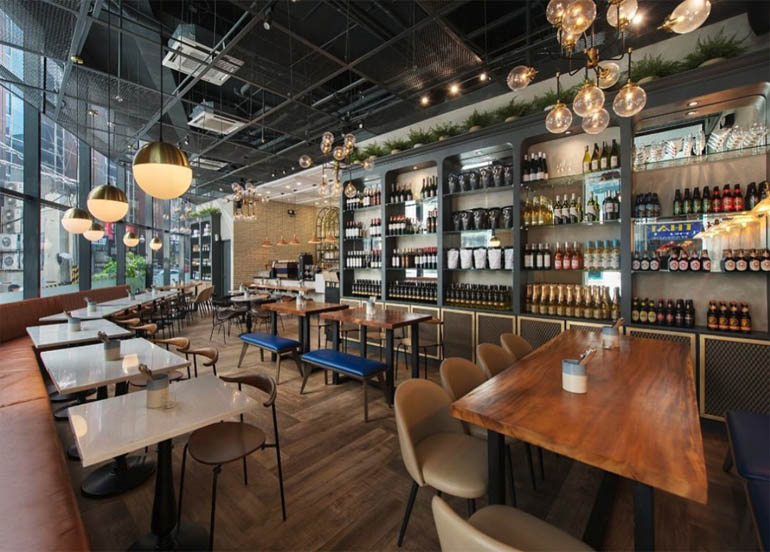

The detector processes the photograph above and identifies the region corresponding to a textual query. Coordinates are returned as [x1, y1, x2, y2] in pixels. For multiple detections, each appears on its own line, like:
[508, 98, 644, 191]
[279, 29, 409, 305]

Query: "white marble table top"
[231, 294, 270, 303]
[26, 319, 132, 350]
[40, 337, 190, 394]
[68, 375, 258, 467]
[39, 304, 127, 323]
[99, 290, 178, 307]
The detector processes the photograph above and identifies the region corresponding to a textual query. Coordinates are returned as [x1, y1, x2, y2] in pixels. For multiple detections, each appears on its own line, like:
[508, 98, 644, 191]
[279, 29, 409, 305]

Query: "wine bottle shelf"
[444, 268, 510, 272]
[523, 169, 621, 188]
[444, 185, 514, 198]
[632, 269, 768, 275]
[385, 233, 437, 238]
[444, 228, 514, 235]
[633, 144, 770, 173]
[522, 220, 621, 229]
[522, 268, 620, 273]
[386, 197, 439, 207]
[344, 204, 381, 213]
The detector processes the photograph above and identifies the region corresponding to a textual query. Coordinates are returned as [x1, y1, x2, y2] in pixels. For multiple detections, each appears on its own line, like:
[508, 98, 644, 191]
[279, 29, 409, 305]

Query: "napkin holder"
[67, 316, 82, 332]
[128, 290, 135, 301]
[151, 287, 157, 298]
[295, 292, 304, 309]
[85, 300, 97, 315]
[601, 326, 620, 350]
[562, 359, 587, 394]
[103, 339, 121, 361]
[366, 296, 376, 316]
[146, 374, 169, 409]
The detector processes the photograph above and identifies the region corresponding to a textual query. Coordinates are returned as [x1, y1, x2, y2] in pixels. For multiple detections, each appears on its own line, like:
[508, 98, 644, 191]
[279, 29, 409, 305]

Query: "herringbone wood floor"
[55, 312, 753, 551]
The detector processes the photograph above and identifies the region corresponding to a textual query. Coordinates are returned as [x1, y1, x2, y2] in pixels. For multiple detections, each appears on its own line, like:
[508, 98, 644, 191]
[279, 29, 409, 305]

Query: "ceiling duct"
[189, 156, 229, 171]
[188, 101, 247, 135]
[162, 24, 244, 86]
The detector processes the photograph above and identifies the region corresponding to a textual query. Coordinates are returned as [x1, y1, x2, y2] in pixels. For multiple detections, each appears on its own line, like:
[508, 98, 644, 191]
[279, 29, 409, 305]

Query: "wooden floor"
[55, 312, 754, 551]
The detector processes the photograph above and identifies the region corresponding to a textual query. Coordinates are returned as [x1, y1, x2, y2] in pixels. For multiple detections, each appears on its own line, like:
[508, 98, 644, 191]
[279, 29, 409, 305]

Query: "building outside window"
[0, 85, 23, 303]
[90, 150, 117, 288]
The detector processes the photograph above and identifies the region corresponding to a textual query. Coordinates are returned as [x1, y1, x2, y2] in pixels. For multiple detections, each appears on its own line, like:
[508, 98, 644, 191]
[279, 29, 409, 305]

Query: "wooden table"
[450, 330, 707, 551]
[320, 307, 432, 403]
[262, 301, 349, 353]
[41, 338, 191, 498]
[68, 375, 257, 550]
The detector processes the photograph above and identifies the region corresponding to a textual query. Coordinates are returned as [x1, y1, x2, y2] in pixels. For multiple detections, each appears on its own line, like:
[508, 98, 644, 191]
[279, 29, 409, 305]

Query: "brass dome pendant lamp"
[132, 22, 191, 200]
[87, 8, 128, 222]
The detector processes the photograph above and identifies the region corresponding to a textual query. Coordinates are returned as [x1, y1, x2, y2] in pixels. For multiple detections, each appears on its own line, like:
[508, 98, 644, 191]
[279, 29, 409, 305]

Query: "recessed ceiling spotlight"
[565, 130, 572, 135]
[413, 166, 418, 170]
[687, 100, 699, 107]
[479, 72, 488, 82]
[686, 110, 698, 116]
[285, 185, 291, 189]
[420, 95, 430, 106]
[263, 18, 271, 30]
[449, 83, 460, 95]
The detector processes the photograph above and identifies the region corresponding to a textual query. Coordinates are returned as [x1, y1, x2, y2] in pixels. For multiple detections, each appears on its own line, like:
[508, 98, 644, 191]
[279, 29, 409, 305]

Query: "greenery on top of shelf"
[629, 54, 682, 82]
[683, 28, 747, 69]
[350, 28, 750, 163]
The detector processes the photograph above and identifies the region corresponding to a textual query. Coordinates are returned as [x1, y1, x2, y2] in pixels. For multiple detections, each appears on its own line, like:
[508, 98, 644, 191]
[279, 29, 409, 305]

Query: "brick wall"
[233, 200, 318, 285]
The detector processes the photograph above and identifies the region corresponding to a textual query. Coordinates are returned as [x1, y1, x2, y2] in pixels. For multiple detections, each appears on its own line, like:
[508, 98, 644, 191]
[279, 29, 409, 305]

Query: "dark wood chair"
[128, 337, 190, 387]
[187, 346, 219, 378]
[177, 372, 286, 550]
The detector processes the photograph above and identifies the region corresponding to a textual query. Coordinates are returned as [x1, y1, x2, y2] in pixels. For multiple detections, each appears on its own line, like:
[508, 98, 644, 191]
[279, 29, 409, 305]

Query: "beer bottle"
[650, 249, 661, 271]
[729, 302, 740, 332]
[685, 300, 695, 328]
[733, 184, 744, 211]
[722, 184, 733, 212]
[702, 186, 711, 213]
[740, 303, 752, 334]
[632, 251, 641, 271]
[556, 286, 565, 317]
[707, 301, 718, 330]
[582, 146, 591, 174]
[678, 249, 689, 272]
[656, 299, 666, 325]
[682, 188, 692, 215]
[593, 287, 602, 320]
[689, 250, 701, 271]
[718, 302, 729, 331]
[692, 187, 702, 214]
[601, 287, 610, 320]
[749, 249, 760, 272]
[668, 250, 679, 272]
[665, 300, 675, 326]
[641, 251, 650, 271]
[611, 288, 621, 322]
[746, 182, 758, 210]
[674, 299, 685, 327]
[639, 298, 648, 323]
[736, 249, 748, 272]
[761, 248, 770, 272]
[673, 189, 683, 216]
[631, 297, 640, 323]
[723, 249, 735, 272]
[712, 185, 722, 212]
[575, 286, 584, 318]
[701, 249, 711, 272]
[647, 299, 657, 325]
[565, 286, 575, 317]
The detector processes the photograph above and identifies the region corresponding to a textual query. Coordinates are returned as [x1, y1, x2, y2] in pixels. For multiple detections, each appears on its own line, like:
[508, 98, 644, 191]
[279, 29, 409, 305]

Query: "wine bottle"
[610, 139, 619, 169]
[591, 143, 600, 172]
[582, 146, 591, 173]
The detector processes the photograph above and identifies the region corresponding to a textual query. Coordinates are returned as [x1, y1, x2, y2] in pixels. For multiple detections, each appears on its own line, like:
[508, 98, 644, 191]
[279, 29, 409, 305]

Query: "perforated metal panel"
[517, 316, 563, 349]
[477, 313, 515, 347]
[565, 321, 610, 333]
[442, 309, 474, 361]
[412, 305, 441, 359]
[626, 328, 696, 360]
[701, 335, 770, 420]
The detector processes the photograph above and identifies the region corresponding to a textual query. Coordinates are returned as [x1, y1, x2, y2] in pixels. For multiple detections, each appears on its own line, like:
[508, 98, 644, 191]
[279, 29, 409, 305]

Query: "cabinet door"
[700, 335, 770, 421]
[476, 313, 515, 349]
[441, 309, 475, 361]
[517, 316, 564, 350]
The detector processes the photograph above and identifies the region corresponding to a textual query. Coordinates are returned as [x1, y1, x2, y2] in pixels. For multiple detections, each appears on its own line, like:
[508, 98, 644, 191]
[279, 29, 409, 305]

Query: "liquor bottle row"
[390, 177, 439, 204]
[526, 284, 621, 321]
[631, 298, 695, 328]
[391, 247, 438, 269]
[582, 140, 620, 173]
[522, 192, 621, 226]
[345, 249, 382, 269]
[707, 301, 753, 333]
[723, 249, 770, 272]
[369, 218, 382, 237]
[523, 241, 620, 271]
[351, 279, 381, 297]
[418, 177, 439, 200]
[388, 281, 437, 303]
[634, 180, 768, 218]
[344, 221, 365, 239]
[521, 152, 549, 183]
[632, 249, 711, 272]
[387, 215, 429, 235]
[345, 186, 382, 210]
[582, 192, 620, 222]
[425, 208, 439, 233]
[444, 284, 512, 310]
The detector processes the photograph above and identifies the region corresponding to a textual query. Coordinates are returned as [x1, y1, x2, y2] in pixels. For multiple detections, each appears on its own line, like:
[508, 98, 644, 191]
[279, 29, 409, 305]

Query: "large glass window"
[90, 150, 117, 288]
[40, 115, 80, 295]
[0, 84, 23, 304]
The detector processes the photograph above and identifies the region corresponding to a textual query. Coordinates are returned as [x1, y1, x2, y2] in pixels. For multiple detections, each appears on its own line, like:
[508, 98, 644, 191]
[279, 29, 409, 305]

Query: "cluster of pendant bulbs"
[62, 17, 196, 252]
[506, 0, 711, 135]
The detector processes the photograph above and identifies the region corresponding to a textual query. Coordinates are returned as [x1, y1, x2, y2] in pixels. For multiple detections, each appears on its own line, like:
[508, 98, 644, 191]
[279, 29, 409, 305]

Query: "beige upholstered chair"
[439, 357, 536, 503]
[431, 495, 593, 552]
[394, 379, 487, 546]
[500, 333, 533, 361]
[476, 343, 515, 379]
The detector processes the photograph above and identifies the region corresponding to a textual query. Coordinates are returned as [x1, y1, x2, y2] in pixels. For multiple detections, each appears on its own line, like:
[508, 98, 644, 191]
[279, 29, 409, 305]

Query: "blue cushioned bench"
[724, 410, 770, 481]
[747, 479, 769, 551]
[238, 332, 303, 386]
[301, 349, 388, 422]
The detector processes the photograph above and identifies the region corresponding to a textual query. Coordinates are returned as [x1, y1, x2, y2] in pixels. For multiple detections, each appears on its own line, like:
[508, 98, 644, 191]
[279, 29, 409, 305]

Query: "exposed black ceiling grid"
[0, 0, 756, 203]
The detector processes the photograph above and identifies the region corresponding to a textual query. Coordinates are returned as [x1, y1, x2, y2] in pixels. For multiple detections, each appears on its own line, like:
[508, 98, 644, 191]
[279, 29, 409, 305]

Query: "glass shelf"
[385, 232, 437, 238]
[522, 268, 620, 273]
[344, 204, 381, 213]
[631, 210, 758, 225]
[444, 268, 510, 272]
[522, 220, 621, 229]
[445, 185, 513, 198]
[633, 144, 770, 173]
[524, 169, 621, 189]
[444, 228, 514, 235]
[632, 269, 767, 275]
[386, 197, 438, 207]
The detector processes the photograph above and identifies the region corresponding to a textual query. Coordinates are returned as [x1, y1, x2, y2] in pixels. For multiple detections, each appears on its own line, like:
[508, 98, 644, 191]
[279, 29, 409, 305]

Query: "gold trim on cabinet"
[441, 308, 476, 363]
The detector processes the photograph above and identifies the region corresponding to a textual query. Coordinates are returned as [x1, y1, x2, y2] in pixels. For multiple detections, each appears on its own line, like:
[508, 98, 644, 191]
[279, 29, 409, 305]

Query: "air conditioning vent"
[188, 102, 246, 135]
[190, 156, 229, 171]
[0, 233, 19, 251]
[162, 24, 244, 86]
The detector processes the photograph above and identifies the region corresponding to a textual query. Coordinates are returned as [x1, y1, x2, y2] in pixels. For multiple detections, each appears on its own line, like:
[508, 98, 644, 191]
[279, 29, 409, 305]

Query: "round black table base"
[67, 445, 80, 461]
[49, 390, 81, 402]
[129, 522, 209, 551]
[81, 456, 156, 498]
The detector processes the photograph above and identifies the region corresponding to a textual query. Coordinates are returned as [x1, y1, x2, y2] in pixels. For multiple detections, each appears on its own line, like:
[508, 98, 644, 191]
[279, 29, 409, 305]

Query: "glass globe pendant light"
[150, 236, 163, 251]
[506, 65, 537, 91]
[61, 207, 92, 234]
[597, 61, 621, 89]
[573, 80, 605, 117]
[83, 221, 105, 242]
[562, 0, 596, 36]
[123, 231, 139, 247]
[660, 0, 711, 34]
[299, 154, 312, 168]
[545, 73, 573, 134]
[332, 146, 346, 162]
[582, 107, 610, 134]
[362, 158, 374, 171]
[546, 0, 570, 26]
[320, 132, 334, 155]
[132, 23, 191, 200]
[607, 0, 638, 30]
[612, 49, 647, 117]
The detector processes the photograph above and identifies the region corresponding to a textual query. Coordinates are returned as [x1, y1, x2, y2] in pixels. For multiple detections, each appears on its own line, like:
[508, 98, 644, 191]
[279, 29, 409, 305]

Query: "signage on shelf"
[646, 221, 702, 241]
